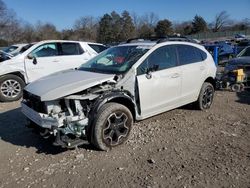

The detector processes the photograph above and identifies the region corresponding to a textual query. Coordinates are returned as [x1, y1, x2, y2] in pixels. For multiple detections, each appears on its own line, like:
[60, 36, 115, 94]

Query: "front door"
[24, 42, 62, 82]
[136, 45, 182, 118]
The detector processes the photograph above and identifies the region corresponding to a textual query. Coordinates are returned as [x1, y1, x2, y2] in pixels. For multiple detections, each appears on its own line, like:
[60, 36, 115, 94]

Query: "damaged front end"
[22, 82, 115, 148]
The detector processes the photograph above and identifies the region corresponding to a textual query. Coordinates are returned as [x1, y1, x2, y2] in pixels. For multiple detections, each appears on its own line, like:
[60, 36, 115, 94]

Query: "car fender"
[86, 91, 136, 144]
[0, 64, 27, 83]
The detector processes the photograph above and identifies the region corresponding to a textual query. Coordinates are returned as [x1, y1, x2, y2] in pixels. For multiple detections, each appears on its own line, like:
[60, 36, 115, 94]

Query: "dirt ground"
[0, 90, 249, 188]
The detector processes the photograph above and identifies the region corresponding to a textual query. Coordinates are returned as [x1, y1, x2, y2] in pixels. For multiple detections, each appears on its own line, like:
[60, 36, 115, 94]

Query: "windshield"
[3, 45, 18, 53]
[79, 45, 150, 74]
[237, 46, 250, 57]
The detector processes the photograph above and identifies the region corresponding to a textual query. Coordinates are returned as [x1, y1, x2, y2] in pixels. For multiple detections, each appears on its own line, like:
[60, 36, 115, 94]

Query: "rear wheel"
[0, 74, 25, 102]
[91, 102, 133, 151]
[196, 82, 214, 110]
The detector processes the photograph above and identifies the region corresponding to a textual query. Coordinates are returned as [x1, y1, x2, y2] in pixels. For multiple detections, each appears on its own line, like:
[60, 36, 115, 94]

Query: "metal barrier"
[213, 46, 219, 66]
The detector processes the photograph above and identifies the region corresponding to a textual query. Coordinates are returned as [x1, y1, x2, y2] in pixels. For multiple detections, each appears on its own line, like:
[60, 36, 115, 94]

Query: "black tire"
[91, 102, 133, 151]
[0, 74, 25, 102]
[230, 84, 244, 92]
[196, 82, 214, 111]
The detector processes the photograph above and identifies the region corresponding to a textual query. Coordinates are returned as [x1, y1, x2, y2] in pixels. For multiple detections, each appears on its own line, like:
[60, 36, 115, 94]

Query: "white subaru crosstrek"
[0, 40, 107, 102]
[21, 37, 217, 151]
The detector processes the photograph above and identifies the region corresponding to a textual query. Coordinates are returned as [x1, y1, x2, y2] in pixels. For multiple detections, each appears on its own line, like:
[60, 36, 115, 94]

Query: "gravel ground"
[0, 90, 249, 188]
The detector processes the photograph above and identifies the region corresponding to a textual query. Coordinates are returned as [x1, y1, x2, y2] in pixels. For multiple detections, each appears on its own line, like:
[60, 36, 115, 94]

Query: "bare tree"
[212, 11, 230, 32]
[74, 16, 98, 41]
[130, 12, 141, 31]
[0, 0, 21, 43]
[141, 12, 159, 27]
[20, 23, 36, 43]
[35, 21, 60, 41]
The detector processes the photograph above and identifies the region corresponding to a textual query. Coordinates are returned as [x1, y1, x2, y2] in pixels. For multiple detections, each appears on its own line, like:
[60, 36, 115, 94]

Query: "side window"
[88, 44, 108, 53]
[137, 45, 177, 75]
[31, 43, 58, 58]
[60, 43, 84, 56]
[241, 47, 250, 57]
[200, 49, 207, 60]
[177, 45, 206, 65]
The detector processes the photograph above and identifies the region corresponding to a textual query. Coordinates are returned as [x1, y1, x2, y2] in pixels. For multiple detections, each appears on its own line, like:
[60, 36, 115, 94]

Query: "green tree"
[155, 19, 173, 37]
[192, 15, 208, 34]
[183, 25, 193, 35]
[110, 11, 122, 42]
[119, 11, 136, 41]
[97, 14, 113, 43]
[138, 24, 155, 38]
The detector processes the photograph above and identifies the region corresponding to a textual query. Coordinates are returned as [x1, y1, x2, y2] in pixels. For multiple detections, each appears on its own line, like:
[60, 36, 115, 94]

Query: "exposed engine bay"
[22, 80, 129, 148]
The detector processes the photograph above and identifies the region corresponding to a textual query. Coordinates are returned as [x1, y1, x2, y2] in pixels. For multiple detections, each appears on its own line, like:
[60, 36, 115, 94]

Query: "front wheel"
[91, 102, 133, 151]
[196, 82, 214, 110]
[0, 74, 25, 102]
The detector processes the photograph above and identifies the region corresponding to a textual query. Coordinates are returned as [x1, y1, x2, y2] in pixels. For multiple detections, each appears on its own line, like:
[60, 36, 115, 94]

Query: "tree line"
[0, 0, 249, 46]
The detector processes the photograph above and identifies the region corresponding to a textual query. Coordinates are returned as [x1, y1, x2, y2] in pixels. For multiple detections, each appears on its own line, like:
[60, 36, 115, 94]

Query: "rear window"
[177, 45, 207, 65]
[88, 44, 108, 53]
[60, 43, 84, 55]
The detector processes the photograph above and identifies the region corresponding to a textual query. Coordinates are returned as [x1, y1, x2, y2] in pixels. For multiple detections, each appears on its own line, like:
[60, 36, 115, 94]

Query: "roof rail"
[126, 37, 162, 43]
[156, 36, 197, 43]
[126, 36, 197, 44]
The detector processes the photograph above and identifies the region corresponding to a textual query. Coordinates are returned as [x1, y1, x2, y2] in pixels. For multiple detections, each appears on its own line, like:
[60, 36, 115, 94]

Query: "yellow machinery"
[216, 68, 247, 92]
[233, 69, 245, 82]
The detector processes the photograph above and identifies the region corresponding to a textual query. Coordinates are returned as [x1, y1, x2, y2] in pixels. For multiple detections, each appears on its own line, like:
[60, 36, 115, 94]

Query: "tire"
[196, 82, 214, 111]
[230, 84, 244, 92]
[0, 74, 25, 102]
[91, 102, 133, 151]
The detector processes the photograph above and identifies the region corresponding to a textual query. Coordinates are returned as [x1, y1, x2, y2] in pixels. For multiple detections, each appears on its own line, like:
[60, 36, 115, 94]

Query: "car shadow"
[236, 89, 250, 105]
[0, 108, 96, 155]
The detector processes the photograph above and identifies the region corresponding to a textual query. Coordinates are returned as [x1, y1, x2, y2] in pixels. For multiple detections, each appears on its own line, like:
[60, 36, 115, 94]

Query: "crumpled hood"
[24, 69, 115, 101]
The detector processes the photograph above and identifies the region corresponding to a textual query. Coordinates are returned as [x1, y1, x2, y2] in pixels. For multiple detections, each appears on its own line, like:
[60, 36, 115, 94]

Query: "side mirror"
[145, 68, 152, 79]
[27, 54, 34, 60]
[33, 57, 37, 65]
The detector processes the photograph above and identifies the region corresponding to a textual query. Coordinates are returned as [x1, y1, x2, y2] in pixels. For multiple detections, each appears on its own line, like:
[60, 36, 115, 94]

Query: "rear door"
[136, 45, 182, 117]
[56, 42, 92, 70]
[176, 44, 208, 103]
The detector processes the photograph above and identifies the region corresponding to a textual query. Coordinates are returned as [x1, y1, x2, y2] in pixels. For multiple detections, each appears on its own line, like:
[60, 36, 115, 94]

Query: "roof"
[35, 40, 104, 45]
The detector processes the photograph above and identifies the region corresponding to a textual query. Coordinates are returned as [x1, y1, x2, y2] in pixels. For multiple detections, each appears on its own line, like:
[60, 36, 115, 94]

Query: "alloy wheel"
[202, 86, 213, 109]
[0, 79, 21, 98]
[102, 112, 129, 146]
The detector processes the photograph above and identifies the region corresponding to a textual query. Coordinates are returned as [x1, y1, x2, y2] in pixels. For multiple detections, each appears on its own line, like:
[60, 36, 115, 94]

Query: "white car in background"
[0, 43, 31, 62]
[0, 40, 107, 102]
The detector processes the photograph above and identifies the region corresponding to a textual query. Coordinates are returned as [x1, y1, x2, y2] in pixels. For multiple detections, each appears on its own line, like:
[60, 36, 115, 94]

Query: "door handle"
[171, 73, 180, 78]
[53, 59, 59, 62]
